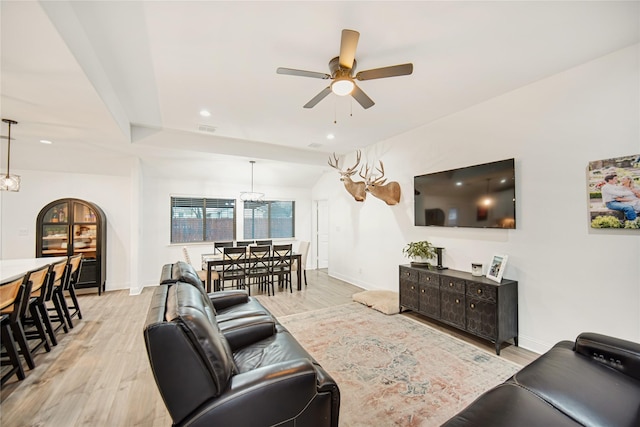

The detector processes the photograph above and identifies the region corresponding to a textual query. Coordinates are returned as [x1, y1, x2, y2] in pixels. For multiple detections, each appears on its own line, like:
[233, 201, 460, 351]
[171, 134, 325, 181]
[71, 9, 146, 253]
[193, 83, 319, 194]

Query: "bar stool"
[0, 272, 35, 369]
[22, 265, 53, 359]
[0, 275, 28, 383]
[63, 254, 83, 322]
[45, 258, 71, 335]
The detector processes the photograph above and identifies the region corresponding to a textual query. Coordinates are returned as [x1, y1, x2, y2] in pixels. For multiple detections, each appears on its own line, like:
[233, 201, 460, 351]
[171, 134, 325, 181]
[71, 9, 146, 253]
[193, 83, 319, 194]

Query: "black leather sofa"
[144, 262, 340, 427]
[442, 332, 640, 427]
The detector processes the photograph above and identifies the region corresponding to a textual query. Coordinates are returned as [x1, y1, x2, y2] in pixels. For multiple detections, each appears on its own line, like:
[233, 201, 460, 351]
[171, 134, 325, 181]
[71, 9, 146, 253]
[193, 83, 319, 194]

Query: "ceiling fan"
[276, 29, 413, 109]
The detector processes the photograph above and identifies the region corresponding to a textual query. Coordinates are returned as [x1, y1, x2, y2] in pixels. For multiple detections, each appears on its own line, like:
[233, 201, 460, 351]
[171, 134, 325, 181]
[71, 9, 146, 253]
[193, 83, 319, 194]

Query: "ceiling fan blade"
[351, 84, 375, 109]
[277, 67, 331, 79]
[339, 29, 360, 69]
[355, 63, 413, 81]
[303, 87, 332, 109]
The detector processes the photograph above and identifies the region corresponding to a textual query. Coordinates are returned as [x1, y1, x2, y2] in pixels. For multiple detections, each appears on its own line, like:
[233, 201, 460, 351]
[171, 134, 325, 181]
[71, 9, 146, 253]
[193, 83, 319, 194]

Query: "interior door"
[316, 200, 329, 269]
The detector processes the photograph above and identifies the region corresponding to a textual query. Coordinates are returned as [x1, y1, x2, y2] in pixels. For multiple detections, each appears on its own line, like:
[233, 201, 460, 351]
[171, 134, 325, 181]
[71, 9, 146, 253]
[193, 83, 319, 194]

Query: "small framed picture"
[486, 254, 508, 283]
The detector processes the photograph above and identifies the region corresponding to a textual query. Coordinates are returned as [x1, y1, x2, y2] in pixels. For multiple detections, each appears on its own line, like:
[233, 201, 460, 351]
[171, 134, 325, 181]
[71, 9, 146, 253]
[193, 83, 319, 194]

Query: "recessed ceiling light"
[326, 134, 335, 140]
[456, 182, 463, 186]
[199, 110, 211, 117]
[40, 139, 52, 144]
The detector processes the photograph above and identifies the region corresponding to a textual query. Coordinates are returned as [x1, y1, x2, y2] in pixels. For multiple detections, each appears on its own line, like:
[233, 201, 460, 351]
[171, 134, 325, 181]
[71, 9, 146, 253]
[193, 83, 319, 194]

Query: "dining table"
[202, 252, 302, 293]
[0, 256, 67, 283]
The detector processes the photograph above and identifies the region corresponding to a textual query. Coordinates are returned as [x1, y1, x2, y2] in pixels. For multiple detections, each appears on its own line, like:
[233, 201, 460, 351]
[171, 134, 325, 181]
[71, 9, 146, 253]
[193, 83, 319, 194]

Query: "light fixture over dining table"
[240, 160, 264, 202]
[1, 118, 20, 192]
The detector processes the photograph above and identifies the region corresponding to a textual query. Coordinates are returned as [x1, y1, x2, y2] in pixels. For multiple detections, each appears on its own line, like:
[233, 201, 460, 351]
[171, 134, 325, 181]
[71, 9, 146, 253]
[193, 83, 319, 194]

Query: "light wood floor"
[0, 269, 538, 426]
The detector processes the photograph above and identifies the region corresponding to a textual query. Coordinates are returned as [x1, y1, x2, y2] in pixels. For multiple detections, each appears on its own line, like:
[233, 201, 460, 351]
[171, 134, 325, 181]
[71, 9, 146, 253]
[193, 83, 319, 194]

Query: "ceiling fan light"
[331, 79, 355, 96]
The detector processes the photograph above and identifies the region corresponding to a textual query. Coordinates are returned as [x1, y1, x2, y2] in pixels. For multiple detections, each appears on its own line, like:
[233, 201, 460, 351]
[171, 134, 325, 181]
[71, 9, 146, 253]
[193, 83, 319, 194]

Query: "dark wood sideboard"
[399, 264, 518, 355]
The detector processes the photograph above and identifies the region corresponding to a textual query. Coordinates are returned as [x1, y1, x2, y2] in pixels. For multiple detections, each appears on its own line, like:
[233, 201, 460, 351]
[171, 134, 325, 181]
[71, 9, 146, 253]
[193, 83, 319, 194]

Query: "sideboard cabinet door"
[399, 266, 419, 311]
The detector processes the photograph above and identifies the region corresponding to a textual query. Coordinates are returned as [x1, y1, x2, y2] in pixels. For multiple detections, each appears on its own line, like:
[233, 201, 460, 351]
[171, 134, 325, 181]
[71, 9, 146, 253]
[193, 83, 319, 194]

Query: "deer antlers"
[359, 161, 388, 186]
[328, 151, 367, 202]
[360, 161, 401, 206]
[329, 154, 401, 205]
[328, 150, 361, 177]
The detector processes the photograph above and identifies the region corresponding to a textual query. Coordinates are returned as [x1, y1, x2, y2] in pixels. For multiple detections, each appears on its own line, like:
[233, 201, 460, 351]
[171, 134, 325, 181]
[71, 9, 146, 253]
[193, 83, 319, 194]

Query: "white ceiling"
[1, 1, 638, 187]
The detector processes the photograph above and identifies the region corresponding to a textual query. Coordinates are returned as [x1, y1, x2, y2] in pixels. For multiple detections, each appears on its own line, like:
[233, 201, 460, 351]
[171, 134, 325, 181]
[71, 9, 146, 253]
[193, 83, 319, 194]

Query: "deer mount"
[328, 151, 401, 205]
[328, 151, 367, 202]
[360, 161, 401, 205]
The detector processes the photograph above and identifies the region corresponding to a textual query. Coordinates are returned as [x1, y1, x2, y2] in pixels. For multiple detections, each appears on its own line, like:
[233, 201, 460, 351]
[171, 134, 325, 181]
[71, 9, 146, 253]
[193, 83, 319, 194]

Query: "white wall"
[0, 163, 313, 294]
[0, 169, 133, 290]
[135, 163, 313, 291]
[313, 45, 640, 353]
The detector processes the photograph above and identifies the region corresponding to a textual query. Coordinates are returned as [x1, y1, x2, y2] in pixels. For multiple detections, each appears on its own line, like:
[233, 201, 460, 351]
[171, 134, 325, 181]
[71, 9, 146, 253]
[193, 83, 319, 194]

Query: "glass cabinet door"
[74, 203, 96, 223]
[73, 224, 97, 259]
[43, 202, 69, 224]
[41, 224, 69, 255]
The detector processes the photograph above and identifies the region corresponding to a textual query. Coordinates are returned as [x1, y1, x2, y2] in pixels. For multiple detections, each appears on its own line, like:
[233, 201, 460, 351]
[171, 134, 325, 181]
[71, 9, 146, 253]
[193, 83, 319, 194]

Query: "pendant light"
[240, 161, 264, 202]
[1, 119, 20, 192]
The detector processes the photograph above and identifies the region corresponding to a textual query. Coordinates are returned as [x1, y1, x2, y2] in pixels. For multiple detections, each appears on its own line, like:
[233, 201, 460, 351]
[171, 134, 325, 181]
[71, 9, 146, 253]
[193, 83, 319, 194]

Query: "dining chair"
[182, 246, 207, 283]
[236, 240, 254, 247]
[0, 275, 28, 384]
[220, 247, 248, 290]
[255, 240, 273, 246]
[246, 245, 272, 296]
[292, 241, 311, 286]
[46, 258, 74, 334]
[183, 246, 219, 292]
[22, 265, 53, 359]
[63, 254, 83, 322]
[214, 241, 234, 254]
[271, 244, 293, 293]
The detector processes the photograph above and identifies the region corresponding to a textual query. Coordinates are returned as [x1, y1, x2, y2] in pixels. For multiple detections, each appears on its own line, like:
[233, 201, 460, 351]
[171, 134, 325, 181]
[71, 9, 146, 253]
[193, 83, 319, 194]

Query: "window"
[171, 197, 235, 243]
[243, 201, 295, 239]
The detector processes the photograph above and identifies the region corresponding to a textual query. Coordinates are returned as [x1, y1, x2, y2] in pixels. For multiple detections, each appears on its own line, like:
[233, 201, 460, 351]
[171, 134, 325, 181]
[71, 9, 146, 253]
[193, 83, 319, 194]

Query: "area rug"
[352, 290, 400, 315]
[278, 303, 521, 427]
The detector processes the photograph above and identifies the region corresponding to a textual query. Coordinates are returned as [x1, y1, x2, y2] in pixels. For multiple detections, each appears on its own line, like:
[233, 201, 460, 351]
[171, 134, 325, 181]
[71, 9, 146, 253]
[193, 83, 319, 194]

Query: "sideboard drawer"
[399, 266, 418, 282]
[467, 282, 497, 303]
[441, 277, 465, 294]
[419, 271, 440, 287]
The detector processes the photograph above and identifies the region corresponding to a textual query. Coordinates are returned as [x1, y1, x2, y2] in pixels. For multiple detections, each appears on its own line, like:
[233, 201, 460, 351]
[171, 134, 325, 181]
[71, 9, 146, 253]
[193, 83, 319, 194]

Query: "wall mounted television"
[414, 159, 516, 229]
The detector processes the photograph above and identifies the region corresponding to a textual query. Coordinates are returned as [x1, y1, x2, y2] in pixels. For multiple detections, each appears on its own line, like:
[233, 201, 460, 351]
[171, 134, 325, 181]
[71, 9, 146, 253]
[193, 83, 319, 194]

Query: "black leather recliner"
[442, 332, 640, 427]
[145, 263, 340, 427]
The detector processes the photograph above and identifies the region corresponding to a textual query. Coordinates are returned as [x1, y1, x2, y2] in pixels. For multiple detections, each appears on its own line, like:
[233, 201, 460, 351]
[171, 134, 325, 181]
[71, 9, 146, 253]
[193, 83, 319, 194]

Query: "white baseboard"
[129, 282, 159, 296]
[129, 287, 144, 296]
[329, 271, 372, 291]
[517, 335, 553, 355]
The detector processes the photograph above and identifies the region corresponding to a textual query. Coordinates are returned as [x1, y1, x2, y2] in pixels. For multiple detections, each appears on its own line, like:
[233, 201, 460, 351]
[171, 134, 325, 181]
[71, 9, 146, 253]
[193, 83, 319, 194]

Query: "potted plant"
[403, 241, 437, 265]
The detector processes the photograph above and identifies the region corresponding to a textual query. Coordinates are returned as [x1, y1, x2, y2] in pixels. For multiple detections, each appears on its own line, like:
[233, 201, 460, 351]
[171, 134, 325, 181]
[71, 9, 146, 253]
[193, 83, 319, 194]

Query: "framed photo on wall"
[588, 153, 640, 229]
[487, 254, 508, 283]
